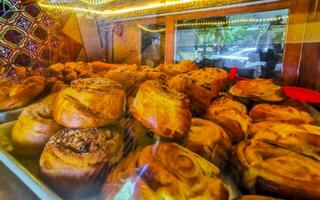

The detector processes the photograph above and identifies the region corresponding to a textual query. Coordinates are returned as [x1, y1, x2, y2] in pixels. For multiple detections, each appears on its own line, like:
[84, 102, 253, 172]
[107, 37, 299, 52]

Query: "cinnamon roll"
[0, 76, 45, 111]
[183, 118, 232, 168]
[39, 127, 123, 197]
[206, 98, 252, 143]
[101, 142, 229, 200]
[249, 103, 315, 124]
[229, 79, 284, 102]
[53, 78, 125, 128]
[232, 140, 320, 200]
[168, 68, 228, 114]
[130, 80, 192, 139]
[249, 121, 320, 161]
[12, 94, 62, 157]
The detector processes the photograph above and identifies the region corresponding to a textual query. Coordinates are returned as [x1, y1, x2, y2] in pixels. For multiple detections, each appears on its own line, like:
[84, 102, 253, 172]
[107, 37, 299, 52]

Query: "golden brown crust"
[156, 60, 199, 77]
[232, 140, 320, 200]
[0, 76, 45, 111]
[249, 103, 315, 124]
[39, 127, 124, 197]
[249, 121, 320, 161]
[101, 142, 229, 200]
[12, 94, 62, 157]
[232, 195, 278, 200]
[183, 118, 232, 169]
[130, 80, 192, 139]
[53, 78, 125, 128]
[168, 68, 228, 114]
[206, 98, 252, 143]
[229, 79, 284, 102]
[210, 96, 248, 114]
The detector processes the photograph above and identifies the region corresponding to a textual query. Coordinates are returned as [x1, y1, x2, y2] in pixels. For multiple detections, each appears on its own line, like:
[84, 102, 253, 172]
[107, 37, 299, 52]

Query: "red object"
[283, 86, 320, 103]
[228, 67, 238, 80]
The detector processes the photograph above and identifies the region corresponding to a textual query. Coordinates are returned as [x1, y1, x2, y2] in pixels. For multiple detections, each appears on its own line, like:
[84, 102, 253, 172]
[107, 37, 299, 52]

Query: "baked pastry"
[101, 142, 229, 200]
[249, 121, 320, 161]
[206, 98, 252, 143]
[130, 80, 192, 139]
[183, 118, 232, 168]
[210, 96, 247, 114]
[232, 195, 278, 200]
[53, 78, 125, 128]
[168, 68, 228, 114]
[0, 76, 45, 111]
[12, 94, 62, 157]
[156, 60, 199, 77]
[229, 79, 284, 102]
[249, 103, 315, 124]
[39, 127, 123, 197]
[232, 140, 320, 200]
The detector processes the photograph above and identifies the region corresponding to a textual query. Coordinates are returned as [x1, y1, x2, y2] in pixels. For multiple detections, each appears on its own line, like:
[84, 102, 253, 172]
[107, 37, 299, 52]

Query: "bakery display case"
[0, 0, 320, 200]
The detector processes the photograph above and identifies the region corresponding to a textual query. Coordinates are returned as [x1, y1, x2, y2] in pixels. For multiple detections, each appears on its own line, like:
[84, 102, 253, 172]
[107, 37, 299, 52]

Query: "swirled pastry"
[249, 121, 320, 161]
[249, 104, 315, 124]
[168, 68, 228, 114]
[229, 79, 284, 102]
[12, 94, 62, 157]
[53, 78, 125, 128]
[130, 80, 192, 139]
[156, 60, 199, 77]
[232, 140, 320, 200]
[206, 98, 252, 143]
[40, 127, 123, 197]
[183, 118, 232, 168]
[101, 142, 229, 200]
[0, 76, 45, 111]
[233, 195, 278, 200]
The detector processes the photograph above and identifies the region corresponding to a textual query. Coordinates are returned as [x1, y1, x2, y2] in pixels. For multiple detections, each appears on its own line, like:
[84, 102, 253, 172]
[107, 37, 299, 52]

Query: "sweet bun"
[0, 76, 45, 111]
[101, 142, 229, 200]
[12, 94, 62, 157]
[183, 118, 232, 168]
[156, 60, 199, 77]
[229, 79, 284, 102]
[211, 96, 247, 114]
[130, 80, 192, 139]
[53, 78, 125, 128]
[232, 140, 320, 199]
[39, 127, 123, 197]
[249, 103, 315, 124]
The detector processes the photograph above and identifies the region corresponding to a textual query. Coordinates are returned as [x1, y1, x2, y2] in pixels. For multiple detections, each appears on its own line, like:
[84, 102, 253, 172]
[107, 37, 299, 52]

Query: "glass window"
[140, 23, 166, 67]
[175, 9, 289, 78]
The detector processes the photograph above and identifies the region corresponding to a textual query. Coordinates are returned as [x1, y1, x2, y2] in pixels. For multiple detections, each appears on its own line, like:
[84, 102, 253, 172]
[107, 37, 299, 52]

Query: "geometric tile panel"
[0, 1, 83, 78]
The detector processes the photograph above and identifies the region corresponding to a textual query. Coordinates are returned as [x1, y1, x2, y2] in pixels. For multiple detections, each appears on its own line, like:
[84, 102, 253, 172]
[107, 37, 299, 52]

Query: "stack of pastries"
[7, 60, 320, 199]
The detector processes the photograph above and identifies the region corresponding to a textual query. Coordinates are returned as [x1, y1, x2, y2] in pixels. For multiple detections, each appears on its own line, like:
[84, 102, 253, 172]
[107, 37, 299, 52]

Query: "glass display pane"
[175, 9, 289, 78]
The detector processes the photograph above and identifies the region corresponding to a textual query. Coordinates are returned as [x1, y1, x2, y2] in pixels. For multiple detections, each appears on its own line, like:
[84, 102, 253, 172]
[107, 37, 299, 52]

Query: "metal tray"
[0, 105, 319, 200]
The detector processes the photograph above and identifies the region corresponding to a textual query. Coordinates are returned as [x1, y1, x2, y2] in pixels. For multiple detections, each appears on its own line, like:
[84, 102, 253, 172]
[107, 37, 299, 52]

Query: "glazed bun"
[40, 127, 123, 197]
[12, 94, 62, 157]
[130, 80, 192, 139]
[206, 97, 251, 143]
[183, 118, 232, 168]
[249, 103, 315, 124]
[232, 140, 320, 200]
[53, 78, 125, 128]
[168, 68, 228, 114]
[229, 79, 284, 102]
[101, 142, 229, 200]
[0, 76, 45, 111]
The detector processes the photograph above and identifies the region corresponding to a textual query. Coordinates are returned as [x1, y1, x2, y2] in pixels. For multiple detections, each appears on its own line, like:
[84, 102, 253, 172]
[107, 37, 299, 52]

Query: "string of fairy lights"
[138, 15, 288, 33]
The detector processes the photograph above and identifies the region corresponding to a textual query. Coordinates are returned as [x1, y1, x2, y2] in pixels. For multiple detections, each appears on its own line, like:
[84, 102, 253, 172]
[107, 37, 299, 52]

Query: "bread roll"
[0, 76, 45, 111]
[183, 118, 232, 168]
[232, 140, 320, 199]
[53, 78, 125, 128]
[40, 127, 123, 197]
[249, 121, 320, 161]
[249, 103, 315, 124]
[168, 68, 228, 114]
[156, 60, 199, 77]
[206, 97, 251, 143]
[101, 142, 229, 200]
[211, 96, 247, 114]
[130, 80, 192, 139]
[229, 79, 284, 102]
[12, 94, 62, 157]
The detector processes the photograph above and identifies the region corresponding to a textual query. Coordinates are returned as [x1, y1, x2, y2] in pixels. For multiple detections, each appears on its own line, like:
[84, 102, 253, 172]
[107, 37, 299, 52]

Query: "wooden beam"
[164, 16, 175, 64]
